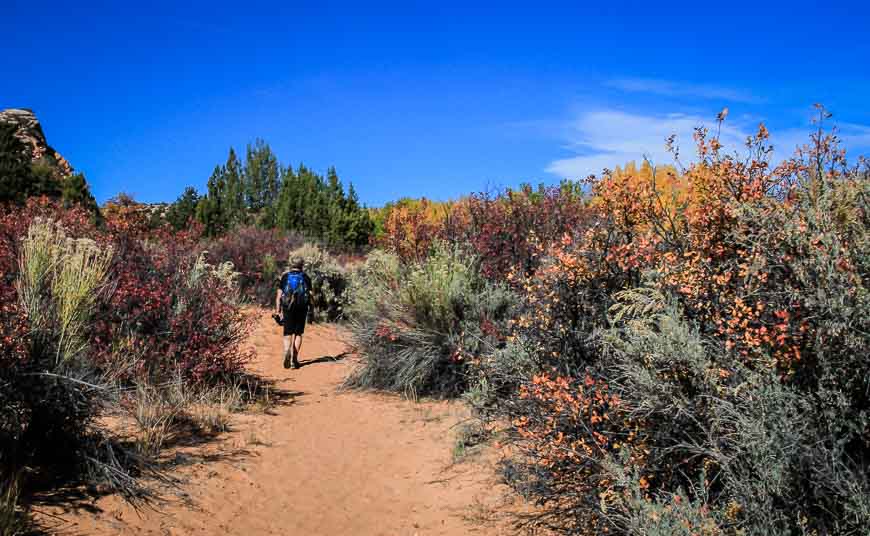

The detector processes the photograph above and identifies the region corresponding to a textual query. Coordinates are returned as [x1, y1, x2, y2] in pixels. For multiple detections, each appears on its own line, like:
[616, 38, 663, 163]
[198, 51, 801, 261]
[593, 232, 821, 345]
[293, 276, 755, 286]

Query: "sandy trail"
[45, 311, 510, 535]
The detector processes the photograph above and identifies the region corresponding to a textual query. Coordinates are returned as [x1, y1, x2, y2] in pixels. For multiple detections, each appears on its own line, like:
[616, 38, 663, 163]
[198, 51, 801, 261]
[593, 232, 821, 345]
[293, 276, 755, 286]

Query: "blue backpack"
[281, 271, 309, 309]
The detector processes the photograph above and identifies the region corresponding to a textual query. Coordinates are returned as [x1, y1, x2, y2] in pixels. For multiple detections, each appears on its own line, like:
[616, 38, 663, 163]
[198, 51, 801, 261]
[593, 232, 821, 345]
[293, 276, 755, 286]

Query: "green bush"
[345, 242, 516, 398]
[287, 243, 352, 322]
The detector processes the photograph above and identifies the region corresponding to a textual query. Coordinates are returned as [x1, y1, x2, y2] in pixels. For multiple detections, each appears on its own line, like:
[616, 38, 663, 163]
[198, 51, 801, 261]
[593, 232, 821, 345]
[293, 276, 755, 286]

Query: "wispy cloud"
[545, 109, 749, 178]
[606, 77, 761, 103]
[840, 122, 870, 149]
[545, 108, 870, 179]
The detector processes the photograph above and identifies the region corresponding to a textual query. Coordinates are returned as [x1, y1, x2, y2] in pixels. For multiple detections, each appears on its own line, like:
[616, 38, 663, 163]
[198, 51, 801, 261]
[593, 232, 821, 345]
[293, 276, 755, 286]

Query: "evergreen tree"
[275, 164, 299, 232]
[245, 139, 279, 227]
[30, 158, 63, 198]
[197, 165, 228, 236]
[224, 148, 246, 225]
[166, 186, 200, 231]
[343, 182, 374, 247]
[0, 122, 34, 204]
[188, 140, 373, 246]
[61, 172, 99, 213]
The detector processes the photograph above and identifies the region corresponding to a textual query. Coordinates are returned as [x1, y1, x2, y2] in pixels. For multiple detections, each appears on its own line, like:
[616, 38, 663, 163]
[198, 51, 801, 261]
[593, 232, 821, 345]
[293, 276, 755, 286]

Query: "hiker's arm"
[275, 288, 282, 315]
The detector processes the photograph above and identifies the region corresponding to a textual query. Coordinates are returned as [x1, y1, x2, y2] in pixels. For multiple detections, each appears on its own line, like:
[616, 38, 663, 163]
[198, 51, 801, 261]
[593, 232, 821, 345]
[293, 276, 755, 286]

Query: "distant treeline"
[167, 139, 374, 247]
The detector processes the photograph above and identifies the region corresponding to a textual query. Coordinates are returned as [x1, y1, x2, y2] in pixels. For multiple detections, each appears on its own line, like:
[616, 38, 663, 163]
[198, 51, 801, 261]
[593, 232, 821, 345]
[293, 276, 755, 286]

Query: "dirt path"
[45, 311, 512, 535]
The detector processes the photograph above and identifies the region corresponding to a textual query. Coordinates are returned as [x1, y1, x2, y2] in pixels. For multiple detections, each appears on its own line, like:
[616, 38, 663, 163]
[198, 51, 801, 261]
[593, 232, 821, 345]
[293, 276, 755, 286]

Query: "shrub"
[203, 225, 304, 305]
[126, 374, 248, 460]
[452, 183, 588, 280]
[507, 287, 869, 534]
[0, 217, 152, 502]
[130, 382, 179, 458]
[375, 184, 588, 280]
[487, 114, 870, 535]
[346, 243, 516, 398]
[0, 202, 96, 476]
[162, 251, 253, 381]
[91, 222, 253, 383]
[17, 219, 113, 364]
[1, 200, 258, 514]
[375, 198, 448, 263]
[286, 243, 353, 322]
[0, 474, 28, 536]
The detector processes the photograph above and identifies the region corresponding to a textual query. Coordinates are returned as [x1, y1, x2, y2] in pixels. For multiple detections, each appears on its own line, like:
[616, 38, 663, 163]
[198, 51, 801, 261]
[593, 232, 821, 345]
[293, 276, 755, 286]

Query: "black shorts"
[282, 305, 308, 336]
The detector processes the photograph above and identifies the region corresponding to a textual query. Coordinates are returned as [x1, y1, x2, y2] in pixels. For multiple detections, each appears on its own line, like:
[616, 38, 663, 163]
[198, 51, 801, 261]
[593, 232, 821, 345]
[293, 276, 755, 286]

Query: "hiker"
[275, 257, 313, 369]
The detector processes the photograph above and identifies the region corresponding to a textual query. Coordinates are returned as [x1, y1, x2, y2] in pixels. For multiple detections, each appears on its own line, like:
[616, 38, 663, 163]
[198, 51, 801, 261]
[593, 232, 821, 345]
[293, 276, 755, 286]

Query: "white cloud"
[606, 78, 760, 103]
[840, 122, 870, 150]
[544, 106, 870, 180]
[545, 109, 749, 178]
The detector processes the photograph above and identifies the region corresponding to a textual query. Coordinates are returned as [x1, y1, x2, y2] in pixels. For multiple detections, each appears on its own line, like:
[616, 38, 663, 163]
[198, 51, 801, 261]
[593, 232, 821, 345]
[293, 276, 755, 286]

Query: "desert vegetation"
[0, 113, 374, 532]
[0, 197, 263, 532]
[3, 102, 868, 535]
[347, 109, 870, 535]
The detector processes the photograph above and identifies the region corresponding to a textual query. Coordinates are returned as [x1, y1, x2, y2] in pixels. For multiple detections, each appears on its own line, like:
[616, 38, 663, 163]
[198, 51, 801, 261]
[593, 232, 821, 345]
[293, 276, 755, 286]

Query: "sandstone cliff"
[0, 108, 74, 178]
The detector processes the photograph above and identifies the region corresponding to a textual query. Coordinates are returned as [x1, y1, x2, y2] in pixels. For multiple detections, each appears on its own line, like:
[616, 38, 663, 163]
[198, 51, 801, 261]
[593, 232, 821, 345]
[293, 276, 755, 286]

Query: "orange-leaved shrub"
[486, 111, 870, 534]
[375, 183, 588, 280]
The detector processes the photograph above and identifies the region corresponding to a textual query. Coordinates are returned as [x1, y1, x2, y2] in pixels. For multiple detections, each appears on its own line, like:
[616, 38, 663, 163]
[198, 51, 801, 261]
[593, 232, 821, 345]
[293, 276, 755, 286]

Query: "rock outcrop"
[0, 108, 74, 177]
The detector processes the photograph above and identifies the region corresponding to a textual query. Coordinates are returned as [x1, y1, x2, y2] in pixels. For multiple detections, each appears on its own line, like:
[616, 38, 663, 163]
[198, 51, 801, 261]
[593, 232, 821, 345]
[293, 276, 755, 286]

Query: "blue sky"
[3, 1, 869, 206]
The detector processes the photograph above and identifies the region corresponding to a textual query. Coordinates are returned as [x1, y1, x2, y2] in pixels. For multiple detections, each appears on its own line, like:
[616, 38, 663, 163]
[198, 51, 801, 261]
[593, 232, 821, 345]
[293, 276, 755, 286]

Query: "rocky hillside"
[0, 108, 74, 178]
[1, 108, 99, 210]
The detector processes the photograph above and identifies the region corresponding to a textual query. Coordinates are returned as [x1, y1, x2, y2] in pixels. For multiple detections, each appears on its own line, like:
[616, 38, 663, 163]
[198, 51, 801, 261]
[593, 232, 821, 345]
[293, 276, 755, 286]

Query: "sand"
[41, 311, 513, 535]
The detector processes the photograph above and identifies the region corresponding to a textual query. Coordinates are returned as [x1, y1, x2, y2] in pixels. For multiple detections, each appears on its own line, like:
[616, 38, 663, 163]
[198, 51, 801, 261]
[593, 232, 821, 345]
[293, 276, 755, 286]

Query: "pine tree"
[245, 139, 279, 227]
[325, 167, 346, 244]
[167, 186, 200, 231]
[185, 140, 374, 246]
[275, 164, 298, 231]
[61, 172, 99, 213]
[224, 148, 246, 225]
[344, 182, 374, 246]
[197, 165, 228, 236]
[30, 158, 63, 198]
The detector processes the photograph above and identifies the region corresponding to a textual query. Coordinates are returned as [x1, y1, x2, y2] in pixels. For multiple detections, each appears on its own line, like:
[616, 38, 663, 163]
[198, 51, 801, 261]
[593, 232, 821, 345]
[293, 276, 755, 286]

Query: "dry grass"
[130, 383, 179, 458]
[127, 375, 256, 458]
[0, 475, 29, 536]
[188, 383, 243, 434]
[451, 421, 488, 464]
[244, 430, 272, 447]
[17, 218, 112, 364]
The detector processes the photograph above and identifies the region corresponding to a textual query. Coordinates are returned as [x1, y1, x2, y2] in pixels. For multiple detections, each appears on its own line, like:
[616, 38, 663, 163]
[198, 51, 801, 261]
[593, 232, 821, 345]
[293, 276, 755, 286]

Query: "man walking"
[275, 257, 312, 369]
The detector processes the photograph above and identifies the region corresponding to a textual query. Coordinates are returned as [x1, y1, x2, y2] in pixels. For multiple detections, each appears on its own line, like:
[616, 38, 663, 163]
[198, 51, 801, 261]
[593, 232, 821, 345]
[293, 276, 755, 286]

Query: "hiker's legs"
[293, 334, 303, 360]
[282, 335, 294, 368]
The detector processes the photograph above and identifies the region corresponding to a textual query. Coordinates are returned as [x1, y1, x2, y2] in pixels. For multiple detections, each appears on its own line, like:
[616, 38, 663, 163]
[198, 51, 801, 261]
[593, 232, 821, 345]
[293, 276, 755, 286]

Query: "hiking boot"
[291, 348, 300, 369]
[283, 348, 293, 369]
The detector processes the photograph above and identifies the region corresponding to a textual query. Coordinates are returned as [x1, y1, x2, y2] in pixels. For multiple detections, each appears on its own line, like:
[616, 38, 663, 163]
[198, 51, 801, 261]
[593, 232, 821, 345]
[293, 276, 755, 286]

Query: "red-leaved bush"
[1, 197, 255, 515]
[377, 183, 588, 280]
[0, 198, 253, 384]
[202, 225, 305, 305]
[93, 206, 253, 382]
